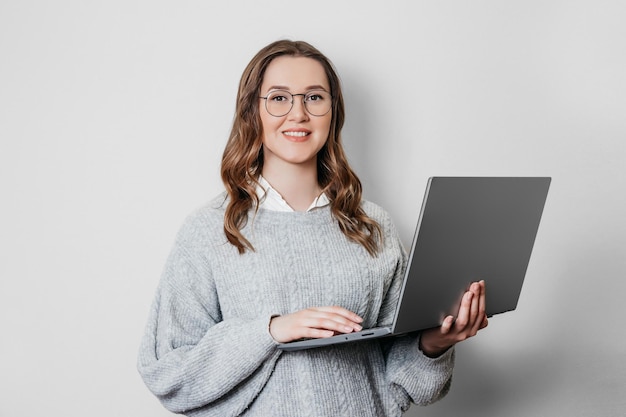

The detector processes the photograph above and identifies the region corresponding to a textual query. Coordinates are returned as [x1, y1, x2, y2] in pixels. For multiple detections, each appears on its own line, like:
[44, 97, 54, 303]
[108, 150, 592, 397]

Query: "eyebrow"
[265, 85, 329, 92]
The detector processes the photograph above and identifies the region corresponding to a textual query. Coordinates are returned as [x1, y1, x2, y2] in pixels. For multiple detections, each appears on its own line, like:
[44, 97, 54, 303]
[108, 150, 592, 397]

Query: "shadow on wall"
[409, 344, 564, 417]
[340, 68, 378, 193]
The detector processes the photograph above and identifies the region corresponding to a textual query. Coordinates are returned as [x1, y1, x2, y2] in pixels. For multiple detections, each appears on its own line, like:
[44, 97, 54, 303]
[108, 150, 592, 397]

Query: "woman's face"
[258, 56, 332, 172]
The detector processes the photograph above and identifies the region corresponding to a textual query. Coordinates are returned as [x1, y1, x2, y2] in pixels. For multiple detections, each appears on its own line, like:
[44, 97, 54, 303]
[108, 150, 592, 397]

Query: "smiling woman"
[136, 39, 487, 417]
[258, 56, 333, 209]
[220, 40, 382, 255]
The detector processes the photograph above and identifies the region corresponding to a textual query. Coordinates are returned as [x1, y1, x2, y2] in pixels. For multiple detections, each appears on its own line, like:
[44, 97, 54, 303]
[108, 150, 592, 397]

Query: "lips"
[283, 131, 309, 137]
[282, 129, 311, 141]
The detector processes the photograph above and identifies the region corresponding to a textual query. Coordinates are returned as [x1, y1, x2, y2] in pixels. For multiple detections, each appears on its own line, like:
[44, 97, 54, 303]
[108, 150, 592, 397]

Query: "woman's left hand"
[419, 280, 489, 358]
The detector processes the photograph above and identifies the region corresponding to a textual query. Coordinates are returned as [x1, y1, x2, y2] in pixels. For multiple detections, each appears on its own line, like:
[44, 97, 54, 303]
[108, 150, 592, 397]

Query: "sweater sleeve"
[375, 208, 455, 411]
[136, 211, 282, 416]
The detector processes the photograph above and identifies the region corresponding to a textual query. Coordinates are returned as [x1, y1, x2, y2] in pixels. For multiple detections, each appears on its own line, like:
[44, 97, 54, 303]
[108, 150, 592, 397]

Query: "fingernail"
[355, 324, 363, 331]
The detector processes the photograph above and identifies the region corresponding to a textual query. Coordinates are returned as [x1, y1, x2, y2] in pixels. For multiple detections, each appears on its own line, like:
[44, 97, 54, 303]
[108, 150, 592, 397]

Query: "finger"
[440, 315, 454, 334]
[302, 310, 362, 333]
[466, 281, 485, 333]
[472, 280, 487, 333]
[313, 306, 363, 323]
[302, 317, 355, 334]
[469, 282, 480, 323]
[312, 307, 363, 332]
[270, 314, 335, 342]
[322, 310, 363, 331]
[481, 280, 486, 314]
[302, 327, 335, 339]
[455, 291, 473, 329]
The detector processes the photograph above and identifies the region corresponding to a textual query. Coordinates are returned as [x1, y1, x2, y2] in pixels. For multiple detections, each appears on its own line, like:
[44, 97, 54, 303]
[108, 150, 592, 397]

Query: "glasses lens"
[265, 90, 293, 117]
[304, 90, 332, 116]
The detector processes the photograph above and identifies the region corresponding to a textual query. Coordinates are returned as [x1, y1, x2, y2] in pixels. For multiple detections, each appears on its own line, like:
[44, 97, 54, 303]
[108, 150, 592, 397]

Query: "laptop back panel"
[392, 176, 551, 334]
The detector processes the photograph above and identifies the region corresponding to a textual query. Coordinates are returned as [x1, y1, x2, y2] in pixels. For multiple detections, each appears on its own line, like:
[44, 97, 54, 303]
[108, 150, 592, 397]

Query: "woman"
[137, 39, 487, 417]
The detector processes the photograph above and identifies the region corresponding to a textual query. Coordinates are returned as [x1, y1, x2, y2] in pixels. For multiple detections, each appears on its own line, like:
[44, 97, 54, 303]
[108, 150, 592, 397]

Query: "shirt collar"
[256, 176, 330, 212]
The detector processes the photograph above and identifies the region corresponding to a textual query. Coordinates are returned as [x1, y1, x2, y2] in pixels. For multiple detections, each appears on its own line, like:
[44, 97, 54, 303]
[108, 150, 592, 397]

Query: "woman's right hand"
[269, 306, 363, 343]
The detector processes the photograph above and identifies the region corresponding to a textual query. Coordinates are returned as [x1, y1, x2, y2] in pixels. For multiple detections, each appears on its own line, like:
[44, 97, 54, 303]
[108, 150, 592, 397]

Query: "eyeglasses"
[259, 89, 332, 117]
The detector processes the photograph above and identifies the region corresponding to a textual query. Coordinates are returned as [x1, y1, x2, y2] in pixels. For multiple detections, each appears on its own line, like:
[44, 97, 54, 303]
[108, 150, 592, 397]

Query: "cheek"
[260, 114, 283, 138]
[321, 117, 332, 139]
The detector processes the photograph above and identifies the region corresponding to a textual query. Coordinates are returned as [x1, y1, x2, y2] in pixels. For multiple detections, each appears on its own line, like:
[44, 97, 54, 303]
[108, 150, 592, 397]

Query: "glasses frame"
[259, 89, 333, 117]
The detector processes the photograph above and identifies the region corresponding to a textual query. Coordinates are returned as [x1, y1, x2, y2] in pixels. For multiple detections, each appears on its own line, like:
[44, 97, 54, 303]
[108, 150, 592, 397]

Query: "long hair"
[220, 40, 382, 256]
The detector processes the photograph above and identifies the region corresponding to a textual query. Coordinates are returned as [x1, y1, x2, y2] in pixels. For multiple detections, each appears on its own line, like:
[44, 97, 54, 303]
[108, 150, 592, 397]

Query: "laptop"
[277, 176, 551, 352]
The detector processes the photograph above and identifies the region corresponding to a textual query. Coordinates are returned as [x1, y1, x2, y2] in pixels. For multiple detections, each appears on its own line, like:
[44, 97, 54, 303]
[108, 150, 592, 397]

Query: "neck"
[262, 159, 321, 212]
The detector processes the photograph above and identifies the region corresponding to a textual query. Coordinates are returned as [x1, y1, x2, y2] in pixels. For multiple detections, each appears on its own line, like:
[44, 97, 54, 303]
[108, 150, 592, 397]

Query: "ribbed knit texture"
[137, 193, 455, 416]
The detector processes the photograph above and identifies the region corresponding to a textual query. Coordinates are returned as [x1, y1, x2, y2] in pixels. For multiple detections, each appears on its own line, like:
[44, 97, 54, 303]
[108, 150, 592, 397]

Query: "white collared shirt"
[255, 176, 330, 212]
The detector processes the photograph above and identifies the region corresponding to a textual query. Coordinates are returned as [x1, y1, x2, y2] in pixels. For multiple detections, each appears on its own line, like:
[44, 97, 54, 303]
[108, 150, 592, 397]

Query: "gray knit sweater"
[137, 194, 454, 416]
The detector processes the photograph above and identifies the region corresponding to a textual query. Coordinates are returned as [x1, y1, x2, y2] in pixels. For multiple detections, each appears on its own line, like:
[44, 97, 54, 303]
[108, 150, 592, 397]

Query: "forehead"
[261, 56, 329, 91]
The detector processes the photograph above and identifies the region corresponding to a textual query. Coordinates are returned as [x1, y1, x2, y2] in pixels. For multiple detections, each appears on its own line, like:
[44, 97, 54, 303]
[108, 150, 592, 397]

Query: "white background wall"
[1, 1, 624, 416]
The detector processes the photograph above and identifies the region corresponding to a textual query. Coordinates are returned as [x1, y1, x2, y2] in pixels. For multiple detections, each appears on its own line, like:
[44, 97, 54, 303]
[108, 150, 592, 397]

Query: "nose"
[288, 95, 309, 121]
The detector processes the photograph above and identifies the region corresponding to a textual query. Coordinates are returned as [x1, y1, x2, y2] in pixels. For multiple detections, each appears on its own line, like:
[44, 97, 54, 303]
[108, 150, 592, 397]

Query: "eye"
[268, 91, 291, 102]
[305, 91, 328, 102]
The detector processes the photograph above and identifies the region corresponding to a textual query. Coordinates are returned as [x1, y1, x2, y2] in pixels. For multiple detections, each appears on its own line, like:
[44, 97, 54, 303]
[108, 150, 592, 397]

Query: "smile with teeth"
[283, 131, 310, 137]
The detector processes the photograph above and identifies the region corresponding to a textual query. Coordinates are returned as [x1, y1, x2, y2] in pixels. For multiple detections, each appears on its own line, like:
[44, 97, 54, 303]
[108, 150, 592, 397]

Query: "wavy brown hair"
[220, 40, 382, 256]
